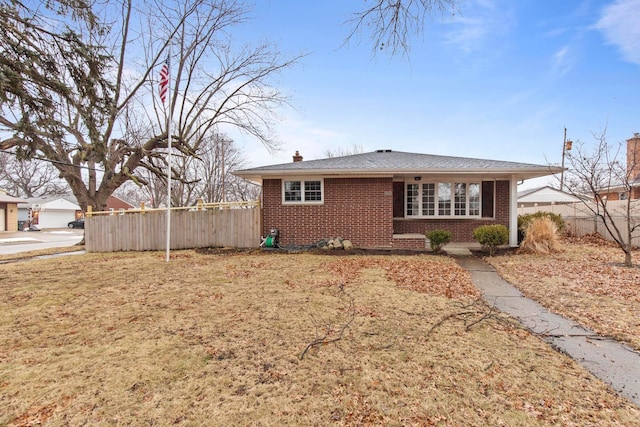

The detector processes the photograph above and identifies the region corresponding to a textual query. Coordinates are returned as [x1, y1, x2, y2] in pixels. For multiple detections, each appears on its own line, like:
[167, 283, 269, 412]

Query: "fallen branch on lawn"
[300, 285, 356, 360]
[427, 298, 510, 336]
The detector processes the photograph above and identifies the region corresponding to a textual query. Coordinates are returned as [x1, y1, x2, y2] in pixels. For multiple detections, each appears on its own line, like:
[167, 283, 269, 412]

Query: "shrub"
[519, 217, 562, 254]
[425, 229, 452, 253]
[518, 211, 565, 234]
[473, 224, 509, 256]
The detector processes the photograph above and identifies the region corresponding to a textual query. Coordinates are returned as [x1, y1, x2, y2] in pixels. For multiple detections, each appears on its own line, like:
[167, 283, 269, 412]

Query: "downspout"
[509, 176, 518, 247]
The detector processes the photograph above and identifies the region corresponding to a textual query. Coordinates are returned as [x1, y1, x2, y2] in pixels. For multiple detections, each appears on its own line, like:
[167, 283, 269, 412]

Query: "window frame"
[282, 178, 324, 205]
[405, 180, 483, 218]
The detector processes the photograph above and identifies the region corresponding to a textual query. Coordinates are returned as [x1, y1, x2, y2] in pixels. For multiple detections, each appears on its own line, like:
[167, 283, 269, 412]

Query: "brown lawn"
[485, 236, 640, 352]
[0, 246, 85, 263]
[1, 249, 639, 426]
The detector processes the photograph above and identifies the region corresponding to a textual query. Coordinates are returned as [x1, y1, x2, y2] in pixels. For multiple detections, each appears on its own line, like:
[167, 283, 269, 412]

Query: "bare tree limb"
[300, 286, 356, 360]
[344, 0, 459, 57]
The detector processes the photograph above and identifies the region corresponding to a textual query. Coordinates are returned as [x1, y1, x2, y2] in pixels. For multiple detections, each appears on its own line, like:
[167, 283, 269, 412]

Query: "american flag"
[158, 54, 170, 103]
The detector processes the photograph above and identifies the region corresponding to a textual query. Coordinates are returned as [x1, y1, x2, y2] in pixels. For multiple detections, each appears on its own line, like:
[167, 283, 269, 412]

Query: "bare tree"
[563, 131, 640, 267]
[0, 0, 299, 213]
[114, 169, 165, 209]
[323, 144, 365, 158]
[161, 133, 244, 206]
[124, 132, 253, 207]
[0, 151, 68, 197]
[345, 0, 460, 56]
[225, 176, 261, 202]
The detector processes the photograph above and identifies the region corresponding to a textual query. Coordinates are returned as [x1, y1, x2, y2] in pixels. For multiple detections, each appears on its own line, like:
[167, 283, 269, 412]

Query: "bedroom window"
[406, 181, 482, 218]
[283, 179, 323, 204]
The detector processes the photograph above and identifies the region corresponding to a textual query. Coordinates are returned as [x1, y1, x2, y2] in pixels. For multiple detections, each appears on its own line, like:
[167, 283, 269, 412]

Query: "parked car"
[68, 218, 85, 229]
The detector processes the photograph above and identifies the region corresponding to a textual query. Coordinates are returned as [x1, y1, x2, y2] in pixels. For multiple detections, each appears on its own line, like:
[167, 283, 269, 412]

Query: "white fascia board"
[235, 167, 561, 182]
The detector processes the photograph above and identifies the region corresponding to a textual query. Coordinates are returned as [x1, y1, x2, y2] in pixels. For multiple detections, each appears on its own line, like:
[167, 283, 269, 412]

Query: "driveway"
[0, 229, 84, 255]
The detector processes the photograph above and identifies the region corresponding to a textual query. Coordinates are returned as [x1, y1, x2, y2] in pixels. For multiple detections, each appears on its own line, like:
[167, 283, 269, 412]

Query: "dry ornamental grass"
[1, 249, 639, 426]
[519, 217, 562, 255]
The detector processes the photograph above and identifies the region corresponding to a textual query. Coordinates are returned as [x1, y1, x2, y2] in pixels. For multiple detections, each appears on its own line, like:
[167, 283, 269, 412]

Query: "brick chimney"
[627, 134, 640, 180]
[292, 151, 303, 162]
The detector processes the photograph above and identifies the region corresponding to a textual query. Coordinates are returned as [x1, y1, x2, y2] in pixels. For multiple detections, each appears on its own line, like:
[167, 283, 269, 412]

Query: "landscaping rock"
[333, 237, 344, 249]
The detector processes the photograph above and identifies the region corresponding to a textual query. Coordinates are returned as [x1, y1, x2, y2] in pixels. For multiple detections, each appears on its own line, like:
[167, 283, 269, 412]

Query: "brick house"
[598, 134, 640, 201]
[233, 150, 561, 249]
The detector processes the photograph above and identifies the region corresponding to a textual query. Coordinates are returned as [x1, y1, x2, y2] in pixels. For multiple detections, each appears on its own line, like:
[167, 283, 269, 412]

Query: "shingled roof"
[0, 192, 26, 204]
[233, 150, 562, 182]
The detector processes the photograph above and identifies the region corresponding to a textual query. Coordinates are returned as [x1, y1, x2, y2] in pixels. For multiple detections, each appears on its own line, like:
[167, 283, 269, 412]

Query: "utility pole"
[560, 127, 573, 191]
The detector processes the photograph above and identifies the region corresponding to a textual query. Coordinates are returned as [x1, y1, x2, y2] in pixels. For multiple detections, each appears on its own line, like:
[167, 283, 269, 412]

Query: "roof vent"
[375, 149, 392, 153]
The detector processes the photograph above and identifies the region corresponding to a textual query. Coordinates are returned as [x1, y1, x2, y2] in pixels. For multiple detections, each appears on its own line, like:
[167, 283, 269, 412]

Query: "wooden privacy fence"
[519, 200, 640, 246]
[85, 201, 261, 252]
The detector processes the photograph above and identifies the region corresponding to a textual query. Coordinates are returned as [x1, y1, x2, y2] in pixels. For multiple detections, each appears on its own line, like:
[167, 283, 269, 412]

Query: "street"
[0, 229, 84, 255]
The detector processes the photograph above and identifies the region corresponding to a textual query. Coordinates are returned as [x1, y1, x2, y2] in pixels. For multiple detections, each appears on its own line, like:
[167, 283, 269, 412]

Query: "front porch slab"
[392, 233, 427, 250]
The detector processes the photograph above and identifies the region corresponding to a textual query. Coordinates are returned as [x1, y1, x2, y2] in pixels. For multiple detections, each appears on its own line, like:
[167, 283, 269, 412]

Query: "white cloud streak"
[551, 45, 573, 77]
[442, 0, 515, 53]
[596, 0, 640, 65]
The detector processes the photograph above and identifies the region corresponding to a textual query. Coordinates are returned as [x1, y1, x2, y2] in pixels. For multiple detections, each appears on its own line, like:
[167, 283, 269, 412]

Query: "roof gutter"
[233, 166, 564, 183]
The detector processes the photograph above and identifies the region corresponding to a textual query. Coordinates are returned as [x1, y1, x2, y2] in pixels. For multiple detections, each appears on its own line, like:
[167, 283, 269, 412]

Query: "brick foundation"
[392, 235, 427, 249]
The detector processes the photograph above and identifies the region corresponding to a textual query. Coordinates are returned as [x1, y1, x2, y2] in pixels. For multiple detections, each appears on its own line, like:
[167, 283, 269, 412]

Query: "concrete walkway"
[453, 253, 640, 407]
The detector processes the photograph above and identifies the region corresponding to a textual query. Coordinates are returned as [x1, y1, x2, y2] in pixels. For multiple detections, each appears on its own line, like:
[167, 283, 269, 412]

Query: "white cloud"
[504, 88, 540, 107]
[551, 45, 574, 77]
[443, 16, 489, 53]
[442, 0, 515, 53]
[596, 0, 640, 65]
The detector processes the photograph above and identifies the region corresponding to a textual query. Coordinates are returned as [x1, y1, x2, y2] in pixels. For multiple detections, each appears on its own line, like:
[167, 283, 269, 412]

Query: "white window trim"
[405, 180, 482, 219]
[282, 178, 324, 205]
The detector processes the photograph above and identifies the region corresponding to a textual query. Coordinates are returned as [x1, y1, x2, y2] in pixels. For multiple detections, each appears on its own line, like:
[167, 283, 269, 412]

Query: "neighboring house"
[0, 191, 26, 232]
[517, 186, 581, 209]
[61, 194, 136, 213]
[598, 134, 640, 201]
[233, 150, 561, 249]
[18, 194, 136, 229]
[18, 197, 82, 229]
[106, 195, 136, 211]
[598, 179, 640, 202]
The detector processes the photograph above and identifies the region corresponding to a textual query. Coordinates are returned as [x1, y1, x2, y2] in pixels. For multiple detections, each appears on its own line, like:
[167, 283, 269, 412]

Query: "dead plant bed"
[485, 238, 640, 352]
[195, 246, 434, 256]
[1, 250, 638, 425]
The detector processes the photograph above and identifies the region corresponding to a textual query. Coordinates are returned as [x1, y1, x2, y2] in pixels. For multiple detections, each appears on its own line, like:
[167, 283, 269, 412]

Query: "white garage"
[20, 197, 82, 229]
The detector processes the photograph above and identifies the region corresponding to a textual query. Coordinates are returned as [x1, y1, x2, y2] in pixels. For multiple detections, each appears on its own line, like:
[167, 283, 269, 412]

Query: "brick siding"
[262, 178, 511, 249]
[392, 236, 427, 250]
[262, 178, 394, 248]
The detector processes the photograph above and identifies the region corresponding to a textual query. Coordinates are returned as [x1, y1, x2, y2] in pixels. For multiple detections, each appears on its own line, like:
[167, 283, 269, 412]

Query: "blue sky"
[232, 0, 639, 189]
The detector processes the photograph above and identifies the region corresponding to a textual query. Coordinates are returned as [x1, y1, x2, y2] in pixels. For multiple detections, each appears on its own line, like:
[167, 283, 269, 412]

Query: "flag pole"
[164, 46, 173, 262]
